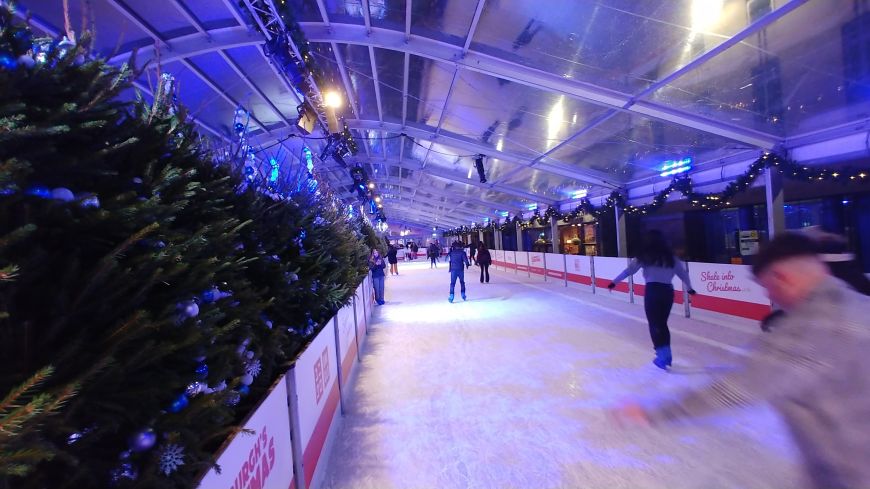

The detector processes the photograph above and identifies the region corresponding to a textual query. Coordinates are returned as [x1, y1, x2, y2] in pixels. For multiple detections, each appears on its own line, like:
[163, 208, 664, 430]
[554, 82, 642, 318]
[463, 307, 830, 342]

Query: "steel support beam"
[345, 119, 613, 189]
[300, 22, 781, 149]
[343, 175, 524, 212]
[462, 0, 486, 55]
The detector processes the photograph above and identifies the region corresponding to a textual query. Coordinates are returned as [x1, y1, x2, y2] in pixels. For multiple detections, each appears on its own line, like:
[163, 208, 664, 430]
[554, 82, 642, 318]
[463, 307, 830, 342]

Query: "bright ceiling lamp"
[690, 0, 724, 33]
[374, 196, 382, 203]
[324, 91, 343, 109]
[546, 97, 565, 150]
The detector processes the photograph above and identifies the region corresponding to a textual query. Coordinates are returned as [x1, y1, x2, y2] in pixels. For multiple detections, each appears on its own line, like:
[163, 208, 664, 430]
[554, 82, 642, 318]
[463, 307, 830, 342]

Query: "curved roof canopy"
[19, 0, 870, 230]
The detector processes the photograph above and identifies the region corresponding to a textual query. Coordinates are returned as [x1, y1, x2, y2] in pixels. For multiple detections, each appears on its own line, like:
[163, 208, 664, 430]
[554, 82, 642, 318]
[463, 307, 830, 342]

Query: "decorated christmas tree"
[0, 5, 371, 488]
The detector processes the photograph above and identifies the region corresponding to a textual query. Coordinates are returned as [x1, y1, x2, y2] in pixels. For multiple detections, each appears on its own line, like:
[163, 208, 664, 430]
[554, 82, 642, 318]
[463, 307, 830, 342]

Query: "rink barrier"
[196, 274, 375, 489]
[487, 250, 772, 322]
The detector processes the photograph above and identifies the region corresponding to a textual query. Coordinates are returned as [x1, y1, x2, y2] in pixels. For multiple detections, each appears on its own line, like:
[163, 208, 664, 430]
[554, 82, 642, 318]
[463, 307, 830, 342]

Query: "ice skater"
[447, 241, 470, 302]
[428, 241, 439, 268]
[387, 243, 399, 276]
[369, 249, 386, 305]
[612, 233, 870, 489]
[608, 230, 696, 369]
[476, 243, 491, 283]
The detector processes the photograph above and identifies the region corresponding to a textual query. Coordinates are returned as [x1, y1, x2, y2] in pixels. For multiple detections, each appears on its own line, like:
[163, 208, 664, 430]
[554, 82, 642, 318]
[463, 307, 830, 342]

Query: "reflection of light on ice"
[322, 261, 802, 489]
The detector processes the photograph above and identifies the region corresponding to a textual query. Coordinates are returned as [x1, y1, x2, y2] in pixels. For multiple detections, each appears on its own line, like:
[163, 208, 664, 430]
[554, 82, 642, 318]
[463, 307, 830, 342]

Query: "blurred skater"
[761, 226, 870, 331]
[428, 241, 439, 269]
[613, 233, 870, 489]
[477, 243, 491, 283]
[369, 249, 386, 305]
[447, 241, 470, 303]
[608, 230, 696, 369]
[387, 243, 399, 276]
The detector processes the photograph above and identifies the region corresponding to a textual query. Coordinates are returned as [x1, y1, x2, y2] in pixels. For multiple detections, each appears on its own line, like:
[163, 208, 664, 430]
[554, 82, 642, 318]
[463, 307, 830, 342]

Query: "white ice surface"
[320, 261, 805, 489]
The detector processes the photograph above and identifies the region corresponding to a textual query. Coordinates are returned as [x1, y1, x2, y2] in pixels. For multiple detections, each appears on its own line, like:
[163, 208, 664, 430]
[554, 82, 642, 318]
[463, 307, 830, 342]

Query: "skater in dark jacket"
[476, 243, 492, 283]
[369, 249, 387, 305]
[447, 241, 471, 302]
[608, 230, 696, 369]
[387, 244, 399, 276]
[428, 242, 439, 268]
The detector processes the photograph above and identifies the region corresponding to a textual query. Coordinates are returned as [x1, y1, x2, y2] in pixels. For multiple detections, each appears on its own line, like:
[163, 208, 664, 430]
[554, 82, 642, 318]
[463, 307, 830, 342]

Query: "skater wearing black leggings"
[608, 231, 696, 370]
[476, 243, 491, 283]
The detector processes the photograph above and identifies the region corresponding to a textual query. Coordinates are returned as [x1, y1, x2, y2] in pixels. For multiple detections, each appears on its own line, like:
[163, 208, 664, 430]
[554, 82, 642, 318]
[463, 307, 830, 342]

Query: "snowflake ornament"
[245, 359, 262, 378]
[157, 444, 185, 476]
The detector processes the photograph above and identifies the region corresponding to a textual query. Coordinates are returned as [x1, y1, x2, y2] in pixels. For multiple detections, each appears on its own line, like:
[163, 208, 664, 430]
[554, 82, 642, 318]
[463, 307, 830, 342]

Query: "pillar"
[615, 205, 627, 257]
[516, 221, 524, 252]
[495, 229, 502, 250]
[765, 169, 785, 239]
[550, 219, 560, 254]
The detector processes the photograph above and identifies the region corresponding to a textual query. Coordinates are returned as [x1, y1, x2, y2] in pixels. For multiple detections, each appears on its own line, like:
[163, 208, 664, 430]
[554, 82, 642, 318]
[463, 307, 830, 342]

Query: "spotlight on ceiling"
[368, 182, 375, 189]
[324, 91, 343, 109]
[474, 155, 487, 184]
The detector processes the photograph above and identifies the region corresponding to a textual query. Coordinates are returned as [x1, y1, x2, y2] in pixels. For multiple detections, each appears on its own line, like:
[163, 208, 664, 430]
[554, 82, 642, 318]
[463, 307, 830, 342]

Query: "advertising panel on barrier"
[197, 375, 294, 489]
[566, 255, 593, 286]
[354, 284, 367, 345]
[515, 251, 530, 272]
[632, 266, 685, 305]
[335, 304, 357, 382]
[687, 262, 771, 320]
[505, 251, 516, 269]
[528, 252, 545, 275]
[493, 249, 503, 266]
[545, 253, 566, 279]
[294, 320, 340, 488]
[593, 257, 631, 297]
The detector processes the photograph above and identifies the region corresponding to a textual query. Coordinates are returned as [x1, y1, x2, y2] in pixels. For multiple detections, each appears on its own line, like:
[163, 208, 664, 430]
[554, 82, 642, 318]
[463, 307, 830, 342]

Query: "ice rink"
[320, 260, 804, 489]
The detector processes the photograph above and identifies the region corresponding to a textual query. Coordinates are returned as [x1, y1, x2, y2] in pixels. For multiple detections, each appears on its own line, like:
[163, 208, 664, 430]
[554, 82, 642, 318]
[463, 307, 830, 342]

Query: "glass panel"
[646, 2, 867, 136]
[367, 132, 404, 160]
[374, 48, 405, 123]
[370, 0, 406, 30]
[337, 44, 379, 119]
[470, 0, 767, 94]
[547, 111, 745, 182]
[405, 57, 454, 127]
[411, 0, 476, 46]
[180, 0, 246, 27]
[322, 0, 365, 24]
[497, 167, 569, 202]
[280, 0, 324, 22]
[440, 70, 611, 157]
[224, 46, 299, 123]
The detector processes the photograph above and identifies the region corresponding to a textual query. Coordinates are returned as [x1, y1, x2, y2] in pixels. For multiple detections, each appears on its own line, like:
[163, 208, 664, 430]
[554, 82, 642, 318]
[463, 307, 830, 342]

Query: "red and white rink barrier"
[488, 250, 772, 321]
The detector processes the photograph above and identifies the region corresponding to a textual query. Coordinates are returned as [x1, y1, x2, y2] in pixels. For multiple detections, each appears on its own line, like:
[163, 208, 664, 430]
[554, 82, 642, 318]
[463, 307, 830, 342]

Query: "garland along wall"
[0, 8, 380, 488]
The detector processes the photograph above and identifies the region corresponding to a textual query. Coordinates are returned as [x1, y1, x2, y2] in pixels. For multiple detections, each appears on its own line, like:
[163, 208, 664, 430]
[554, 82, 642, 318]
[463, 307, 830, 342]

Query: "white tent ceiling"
[18, 0, 870, 230]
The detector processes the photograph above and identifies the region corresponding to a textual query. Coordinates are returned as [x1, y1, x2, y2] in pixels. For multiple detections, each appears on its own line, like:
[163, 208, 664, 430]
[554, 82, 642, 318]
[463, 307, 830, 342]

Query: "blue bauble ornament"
[200, 288, 216, 304]
[234, 122, 245, 134]
[168, 393, 188, 413]
[195, 362, 208, 379]
[299, 230, 307, 240]
[238, 385, 250, 396]
[51, 187, 75, 202]
[129, 428, 156, 452]
[178, 300, 199, 319]
[240, 374, 254, 386]
[17, 54, 35, 68]
[25, 186, 50, 198]
[0, 52, 17, 70]
[244, 165, 255, 175]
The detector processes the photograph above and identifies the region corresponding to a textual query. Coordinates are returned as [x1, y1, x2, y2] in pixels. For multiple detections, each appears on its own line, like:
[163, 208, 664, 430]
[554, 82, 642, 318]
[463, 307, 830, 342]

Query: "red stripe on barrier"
[341, 341, 358, 382]
[546, 270, 566, 279]
[517, 265, 529, 272]
[595, 278, 630, 293]
[302, 380, 340, 488]
[567, 273, 592, 285]
[530, 267, 547, 275]
[632, 284, 685, 304]
[691, 294, 771, 320]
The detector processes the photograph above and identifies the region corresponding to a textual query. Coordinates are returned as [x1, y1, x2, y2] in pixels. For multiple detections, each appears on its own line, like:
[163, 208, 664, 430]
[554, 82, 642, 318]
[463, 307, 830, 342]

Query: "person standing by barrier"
[477, 243, 491, 283]
[612, 233, 870, 489]
[447, 241, 471, 302]
[469, 242, 477, 265]
[608, 230, 696, 370]
[386, 243, 399, 276]
[369, 249, 386, 305]
[428, 241, 439, 269]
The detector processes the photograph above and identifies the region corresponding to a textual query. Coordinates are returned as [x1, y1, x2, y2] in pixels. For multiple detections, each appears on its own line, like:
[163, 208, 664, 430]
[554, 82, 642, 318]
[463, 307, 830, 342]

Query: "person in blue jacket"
[369, 249, 387, 305]
[447, 241, 471, 303]
[608, 230, 696, 369]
